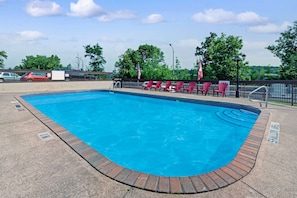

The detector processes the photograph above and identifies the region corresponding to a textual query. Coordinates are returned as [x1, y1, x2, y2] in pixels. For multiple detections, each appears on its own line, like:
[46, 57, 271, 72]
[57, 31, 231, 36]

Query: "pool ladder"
[248, 85, 268, 108]
[109, 80, 121, 93]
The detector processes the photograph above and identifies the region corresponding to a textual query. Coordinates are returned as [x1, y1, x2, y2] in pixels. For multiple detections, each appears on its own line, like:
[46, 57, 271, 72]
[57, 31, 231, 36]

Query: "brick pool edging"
[15, 93, 270, 194]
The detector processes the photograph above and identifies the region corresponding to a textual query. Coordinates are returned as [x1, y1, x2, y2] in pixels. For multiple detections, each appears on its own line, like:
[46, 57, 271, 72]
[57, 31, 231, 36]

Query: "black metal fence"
[121, 79, 297, 106]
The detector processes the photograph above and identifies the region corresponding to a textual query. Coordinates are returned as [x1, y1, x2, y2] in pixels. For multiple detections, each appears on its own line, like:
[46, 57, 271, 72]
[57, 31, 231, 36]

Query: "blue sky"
[1, 0, 296, 71]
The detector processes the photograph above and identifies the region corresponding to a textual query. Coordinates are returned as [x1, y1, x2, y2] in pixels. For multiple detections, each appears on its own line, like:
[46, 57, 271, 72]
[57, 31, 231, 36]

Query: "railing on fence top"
[121, 79, 297, 106]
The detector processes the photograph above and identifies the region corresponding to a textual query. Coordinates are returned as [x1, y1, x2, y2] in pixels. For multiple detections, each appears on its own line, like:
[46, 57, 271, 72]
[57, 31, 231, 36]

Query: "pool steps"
[215, 109, 258, 128]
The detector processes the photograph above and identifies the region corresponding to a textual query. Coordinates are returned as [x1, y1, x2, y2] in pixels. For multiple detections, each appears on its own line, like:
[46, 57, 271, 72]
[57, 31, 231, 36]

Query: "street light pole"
[233, 54, 246, 98]
[169, 44, 174, 79]
[236, 58, 240, 98]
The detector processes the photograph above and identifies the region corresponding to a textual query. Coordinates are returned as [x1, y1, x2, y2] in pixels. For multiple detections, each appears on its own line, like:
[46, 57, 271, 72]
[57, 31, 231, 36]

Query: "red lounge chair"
[142, 80, 153, 90]
[172, 81, 184, 93]
[213, 82, 228, 97]
[197, 82, 212, 95]
[183, 81, 197, 94]
[151, 80, 162, 91]
[163, 81, 172, 92]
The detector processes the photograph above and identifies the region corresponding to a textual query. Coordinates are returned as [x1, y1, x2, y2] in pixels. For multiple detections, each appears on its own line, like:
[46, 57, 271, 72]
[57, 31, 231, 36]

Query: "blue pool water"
[22, 91, 259, 177]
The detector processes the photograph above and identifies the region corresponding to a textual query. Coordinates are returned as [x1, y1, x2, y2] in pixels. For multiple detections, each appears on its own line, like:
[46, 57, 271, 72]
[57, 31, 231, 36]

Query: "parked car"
[0, 72, 21, 82]
[20, 72, 50, 82]
[54, 68, 96, 81]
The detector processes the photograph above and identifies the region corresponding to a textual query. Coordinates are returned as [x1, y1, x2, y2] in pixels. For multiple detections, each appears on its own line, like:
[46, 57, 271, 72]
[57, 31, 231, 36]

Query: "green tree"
[15, 55, 62, 70]
[114, 48, 139, 78]
[0, 50, 8, 69]
[173, 57, 192, 80]
[195, 32, 248, 80]
[115, 44, 171, 79]
[84, 43, 106, 72]
[267, 21, 297, 79]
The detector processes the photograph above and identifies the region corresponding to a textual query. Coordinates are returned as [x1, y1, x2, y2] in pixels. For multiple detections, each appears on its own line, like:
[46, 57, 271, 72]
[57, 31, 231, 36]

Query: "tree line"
[1, 21, 296, 80]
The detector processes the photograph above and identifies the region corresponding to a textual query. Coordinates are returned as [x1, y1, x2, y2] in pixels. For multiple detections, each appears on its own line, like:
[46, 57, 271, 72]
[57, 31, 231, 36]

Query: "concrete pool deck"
[1, 85, 297, 197]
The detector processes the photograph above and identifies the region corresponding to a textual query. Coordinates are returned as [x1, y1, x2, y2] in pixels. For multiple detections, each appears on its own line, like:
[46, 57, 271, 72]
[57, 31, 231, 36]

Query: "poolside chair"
[163, 81, 172, 92]
[172, 81, 184, 93]
[213, 82, 228, 97]
[151, 80, 162, 91]
[183, 81, 197, 94]
[142, 80, 153, 90]
[197, 82, 212, 95]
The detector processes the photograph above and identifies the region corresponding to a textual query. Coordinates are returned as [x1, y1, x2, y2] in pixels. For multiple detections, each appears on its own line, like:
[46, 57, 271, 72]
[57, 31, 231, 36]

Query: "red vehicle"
[21, 72, 50, 82]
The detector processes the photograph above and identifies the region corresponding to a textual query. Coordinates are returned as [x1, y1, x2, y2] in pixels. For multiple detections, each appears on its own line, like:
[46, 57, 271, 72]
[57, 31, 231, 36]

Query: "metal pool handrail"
[248, 85, 268, 108]
[109, 80, 121, 93]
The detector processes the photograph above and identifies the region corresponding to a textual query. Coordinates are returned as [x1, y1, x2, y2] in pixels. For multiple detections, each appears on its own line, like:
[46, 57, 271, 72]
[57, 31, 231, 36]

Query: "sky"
[1, 0, 296, 72]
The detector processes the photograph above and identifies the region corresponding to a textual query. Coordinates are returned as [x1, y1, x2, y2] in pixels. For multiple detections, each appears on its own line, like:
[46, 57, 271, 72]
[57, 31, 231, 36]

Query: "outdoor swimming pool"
[22, 91, 259, 177]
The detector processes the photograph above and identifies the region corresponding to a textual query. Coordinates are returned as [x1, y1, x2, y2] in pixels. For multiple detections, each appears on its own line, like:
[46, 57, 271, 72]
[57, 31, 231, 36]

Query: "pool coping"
[15, 91, 270, 194]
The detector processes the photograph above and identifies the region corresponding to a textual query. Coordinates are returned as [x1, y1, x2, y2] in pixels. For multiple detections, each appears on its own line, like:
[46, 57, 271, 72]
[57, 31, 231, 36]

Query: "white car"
[0, 72, 21, 82]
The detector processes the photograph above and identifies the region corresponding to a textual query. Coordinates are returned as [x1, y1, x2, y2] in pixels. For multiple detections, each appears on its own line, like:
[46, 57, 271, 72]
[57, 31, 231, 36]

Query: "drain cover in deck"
[267, 122, 280, 144]
[38, 132, 54, 141]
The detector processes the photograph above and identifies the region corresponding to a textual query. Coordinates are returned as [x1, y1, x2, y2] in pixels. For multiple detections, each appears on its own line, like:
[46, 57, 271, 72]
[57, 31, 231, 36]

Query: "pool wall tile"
[80, 148, 99, 159]
[58, 132, 73, 140]
[157, 177, 170, 193]
[94, 157, 111, 170]
[64, 136, 80, 144]
[234, 156, 254, 168]
[241, 144, 258, 155]
[54, 130, 69, 136]
[123, 171, 140, 186]
[207, 172, 228, 188]
[106, 165, 124, 178]
[100, 162, 117, 175]
[134, 173, 149, 189]
[214, 169, 236, 184]
[221, 166, 242, 180]
[88, 154, 107, 166]
[232, 160, 251, 173]
[190, 176, 208, 192]
[114, 169, 131, 183]
[239, 149, 255, 158]
[169, 177, 183, 193]
[144, 175, 159, 192]
[16, 93, 270, 194]
[228, 164, 248, 176]
[180, 177, 196, 193]
[72, 142, 88, 154]
[199, 174, 218, 190]
[67, 139, 83, 148]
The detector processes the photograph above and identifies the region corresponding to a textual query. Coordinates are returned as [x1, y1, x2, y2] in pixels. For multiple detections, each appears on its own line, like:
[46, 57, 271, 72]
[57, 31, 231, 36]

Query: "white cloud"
[97, 10, 137, 22]
[248, 21, 291, 33]
[68, 0, 105, 17]
[192, 9, 235, 24]
[142, 14, 165, 24]
[26, 0, 62, 17]
[243, 41, 281, 66]
[17, 31, 47, 41]
[237, 12, 268, 24]
[192, 9, 267, 25]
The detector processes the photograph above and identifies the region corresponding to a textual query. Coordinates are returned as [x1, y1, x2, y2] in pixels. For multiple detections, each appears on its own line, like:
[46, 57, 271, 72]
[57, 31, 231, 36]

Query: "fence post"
[291, 83, 294, 106]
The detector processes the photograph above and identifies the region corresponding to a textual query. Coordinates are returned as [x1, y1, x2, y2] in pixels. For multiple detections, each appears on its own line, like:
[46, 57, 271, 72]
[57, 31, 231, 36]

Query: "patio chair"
[142, 80, 153, 90]
[183, 81, 197, 94]
[163, 81, 172, 92]
[172, 81, 184, 93]
[197, 82, 212, 95]
[213, 82, 228, 97]
[151, 80, 162, 91]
